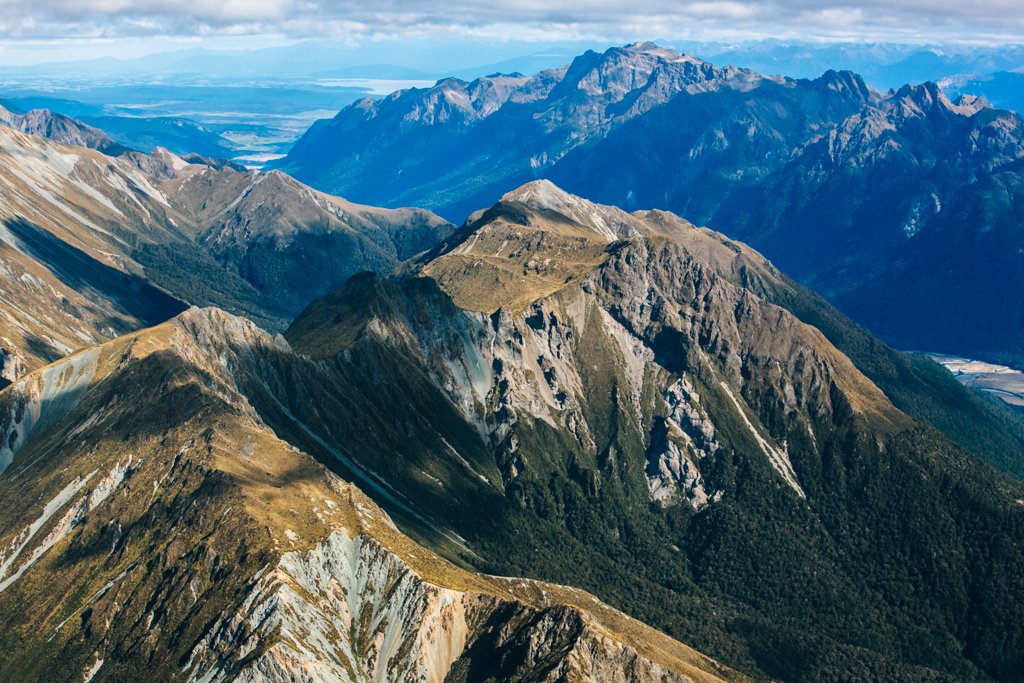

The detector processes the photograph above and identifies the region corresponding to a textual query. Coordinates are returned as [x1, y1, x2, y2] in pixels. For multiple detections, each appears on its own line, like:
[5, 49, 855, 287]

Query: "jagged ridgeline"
[0, 310, 741, 682]
[2, 179, 1022, 682]
[275, 41, 1024, 370]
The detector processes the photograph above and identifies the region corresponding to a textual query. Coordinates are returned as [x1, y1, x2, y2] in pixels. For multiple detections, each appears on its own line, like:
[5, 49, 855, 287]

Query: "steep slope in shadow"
[4, 217, 186, 327]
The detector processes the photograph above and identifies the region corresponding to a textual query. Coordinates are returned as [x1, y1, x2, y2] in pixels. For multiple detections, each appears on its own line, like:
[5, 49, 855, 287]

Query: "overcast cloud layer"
[0, 0, 1023, 45]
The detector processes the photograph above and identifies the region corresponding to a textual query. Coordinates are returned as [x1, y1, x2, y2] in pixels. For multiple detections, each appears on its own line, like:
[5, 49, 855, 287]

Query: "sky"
[0, 0, 1023, 65]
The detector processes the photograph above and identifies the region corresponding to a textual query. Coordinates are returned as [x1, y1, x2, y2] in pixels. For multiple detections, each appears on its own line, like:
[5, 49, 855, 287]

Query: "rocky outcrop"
[186, 529, 708, 683]
[323, 182, 898, 508]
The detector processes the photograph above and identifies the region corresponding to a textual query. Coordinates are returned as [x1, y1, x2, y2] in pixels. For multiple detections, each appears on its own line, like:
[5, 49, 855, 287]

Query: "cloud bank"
[0, 0, 1022, 44]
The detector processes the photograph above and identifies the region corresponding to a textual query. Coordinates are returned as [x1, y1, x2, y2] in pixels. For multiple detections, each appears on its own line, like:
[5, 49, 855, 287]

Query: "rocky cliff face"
[0, 307, 738, 683]
[290, 181, 899, 515]
[276, 41, 1024, 366]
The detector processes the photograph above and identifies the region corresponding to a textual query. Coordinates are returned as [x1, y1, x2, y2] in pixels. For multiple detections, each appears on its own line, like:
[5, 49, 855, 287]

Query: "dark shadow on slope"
[3, 217, 187, 327]
[22, 333, 62, 365]
[760, 272, 1024, 480]
[133, 241, 281, 331]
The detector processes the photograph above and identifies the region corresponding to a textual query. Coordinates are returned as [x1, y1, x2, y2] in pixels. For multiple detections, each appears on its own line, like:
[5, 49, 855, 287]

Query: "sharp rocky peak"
[952, 92, 992, 114]
[557, 42, 720, 96]
[620, 41, 705, 62]
[418, 181, 779, 316]
[815, 69, 875, 103]
[890, 80, 984, 119]
[371, 71, 538, 126]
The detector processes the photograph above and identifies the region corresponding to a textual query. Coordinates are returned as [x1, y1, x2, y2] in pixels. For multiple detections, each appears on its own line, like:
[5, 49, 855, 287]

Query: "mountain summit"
[283, 183, 1024, 680]
[276, 42, 1024, 366]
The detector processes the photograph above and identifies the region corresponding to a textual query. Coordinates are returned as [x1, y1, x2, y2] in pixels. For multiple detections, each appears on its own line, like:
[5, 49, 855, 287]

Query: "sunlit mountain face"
[1, 5, 1024, 683]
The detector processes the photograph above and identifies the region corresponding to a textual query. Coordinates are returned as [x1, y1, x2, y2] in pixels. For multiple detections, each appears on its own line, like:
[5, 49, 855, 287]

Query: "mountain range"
[676, 41, 1024, 94]
[942, 70, 1024, 118]
[2, 53, 1024, 682]
[0, 103, 129, 155]
[275, 42, 1024, 367]
[8, 39, 1023, 95]
[0, 119, 449, 384]
[4, 104, 1024, 677]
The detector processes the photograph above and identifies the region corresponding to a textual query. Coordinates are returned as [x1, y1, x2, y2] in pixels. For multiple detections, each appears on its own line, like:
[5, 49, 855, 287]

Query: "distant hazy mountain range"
[4, 38, 1021, 172]
[6, 38, 1022, 92]
[0, 83, 369, 166]
[274, 42, 1024, 367]
[687, 41, 1024, 113]
[682, 41, 1024, 89]
[940, 70, 1024, 117]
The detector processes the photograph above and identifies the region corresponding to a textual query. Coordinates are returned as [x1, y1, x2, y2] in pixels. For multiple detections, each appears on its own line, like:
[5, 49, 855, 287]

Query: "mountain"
[0, 103, 235, 166]
[6, 90, 1024, 678]
[0, 38, 606, 81]
[0, 124, 187, 384]
[2, 176, 1024, 680]
[0, 307, 739, 683]
[0, 121, 451, 383]
[275, 42, 770, 221]
[138, 159, 452, 325]
[0, 103, 128, 155]
[0, 82, 369, 169]
[16, 180, 1013, 681]
[275, 42, 1024, 367]
[285, 181, 1024, 680]
[675, 41, 1024, 91]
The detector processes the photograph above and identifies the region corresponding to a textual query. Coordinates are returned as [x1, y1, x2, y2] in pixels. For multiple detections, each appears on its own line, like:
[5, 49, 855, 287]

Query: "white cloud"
[0, 0, 1021, 44]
